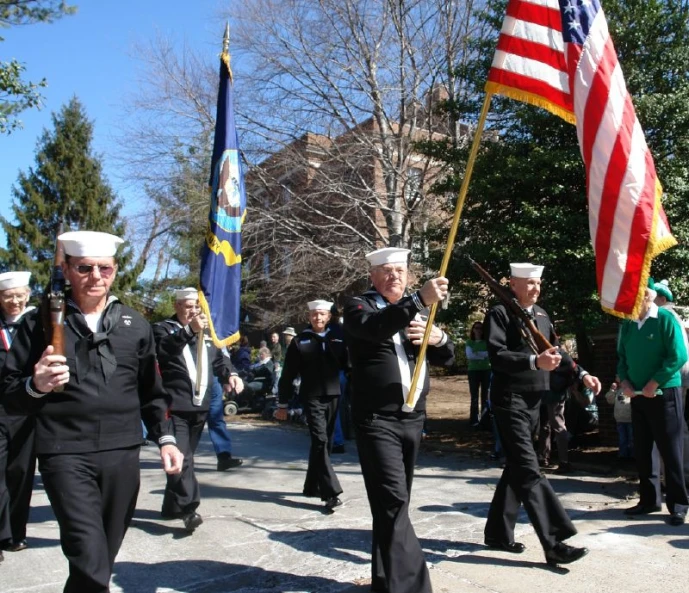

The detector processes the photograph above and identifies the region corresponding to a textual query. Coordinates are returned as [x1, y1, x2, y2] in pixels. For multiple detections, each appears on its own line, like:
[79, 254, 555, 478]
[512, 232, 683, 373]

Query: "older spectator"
[618, 282, 688, 525]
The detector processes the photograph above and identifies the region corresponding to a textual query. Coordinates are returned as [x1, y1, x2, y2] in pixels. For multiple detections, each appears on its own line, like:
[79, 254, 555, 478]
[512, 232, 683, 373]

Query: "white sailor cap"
[307, 300, 333, 311]
[58, 231, 124, 257]
[0, 271, 31, 291]
[510, 263, 544, 279]
[365, 247, 411, 267]
[175, 287, 199, 301]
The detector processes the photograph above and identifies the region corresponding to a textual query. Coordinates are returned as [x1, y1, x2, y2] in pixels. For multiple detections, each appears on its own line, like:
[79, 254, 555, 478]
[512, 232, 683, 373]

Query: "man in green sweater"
[617, 282, 689, 525]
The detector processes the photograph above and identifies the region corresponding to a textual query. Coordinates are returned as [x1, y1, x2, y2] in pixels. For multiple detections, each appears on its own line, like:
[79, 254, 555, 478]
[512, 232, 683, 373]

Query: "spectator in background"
[269, 332, 283, 363]
[652, 278, 689, 489]
[230, 335, 252, 378]
[617, 282, 688, 525]
[207, 377, 243, 471]
[604, 379, 633, 460]
[244, 347, 275, 399]
[282, 327, 296, 349]
[466, 320, 491, 427]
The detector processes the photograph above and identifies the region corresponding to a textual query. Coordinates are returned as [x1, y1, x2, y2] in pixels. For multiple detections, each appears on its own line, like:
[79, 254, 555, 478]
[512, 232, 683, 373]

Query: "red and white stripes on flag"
[486, 0, 575, 122]
[486, 0, 676, 319]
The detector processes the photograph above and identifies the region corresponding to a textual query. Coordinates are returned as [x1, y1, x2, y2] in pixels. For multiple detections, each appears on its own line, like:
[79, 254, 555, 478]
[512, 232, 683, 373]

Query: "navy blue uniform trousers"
[356, 412, 431, 593]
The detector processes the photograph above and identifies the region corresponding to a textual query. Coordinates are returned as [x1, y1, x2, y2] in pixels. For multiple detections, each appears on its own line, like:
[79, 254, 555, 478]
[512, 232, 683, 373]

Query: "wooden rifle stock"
[466, 256, 553, 355]
[48, 230, 67, 392]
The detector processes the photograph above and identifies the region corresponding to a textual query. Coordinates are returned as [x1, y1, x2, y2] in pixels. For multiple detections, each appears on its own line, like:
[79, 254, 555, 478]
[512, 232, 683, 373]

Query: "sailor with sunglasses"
[0, 230, 183, 593]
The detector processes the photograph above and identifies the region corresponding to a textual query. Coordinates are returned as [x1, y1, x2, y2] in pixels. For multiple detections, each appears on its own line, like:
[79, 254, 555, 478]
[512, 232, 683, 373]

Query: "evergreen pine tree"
[0, 96, 137, 294]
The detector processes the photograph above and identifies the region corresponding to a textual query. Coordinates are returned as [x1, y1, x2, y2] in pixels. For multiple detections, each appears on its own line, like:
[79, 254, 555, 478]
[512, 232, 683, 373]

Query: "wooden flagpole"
[402, 93, 494, 412]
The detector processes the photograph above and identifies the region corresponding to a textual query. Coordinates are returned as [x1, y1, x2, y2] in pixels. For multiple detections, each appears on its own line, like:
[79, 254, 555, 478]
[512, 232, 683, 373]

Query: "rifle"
[466, 256, 553, 355]
[46, 228, 66, 392]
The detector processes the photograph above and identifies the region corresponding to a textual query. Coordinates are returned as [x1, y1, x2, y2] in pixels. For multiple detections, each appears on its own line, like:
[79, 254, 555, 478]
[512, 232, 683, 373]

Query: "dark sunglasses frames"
[70, 264, 116, 278]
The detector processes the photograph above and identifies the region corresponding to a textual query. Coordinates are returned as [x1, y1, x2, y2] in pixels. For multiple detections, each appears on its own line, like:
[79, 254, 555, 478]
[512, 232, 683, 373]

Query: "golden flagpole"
[195, 23, 231, 398]
[402, 92, 494, 412]
[195, 329, 205, 401]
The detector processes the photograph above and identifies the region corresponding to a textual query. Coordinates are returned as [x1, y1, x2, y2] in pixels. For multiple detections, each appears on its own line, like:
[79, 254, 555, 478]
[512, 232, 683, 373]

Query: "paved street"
[2, 420, 688, 593]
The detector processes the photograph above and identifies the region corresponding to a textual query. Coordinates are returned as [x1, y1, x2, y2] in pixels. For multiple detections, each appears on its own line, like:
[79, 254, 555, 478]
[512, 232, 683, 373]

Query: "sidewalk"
[2, 421, 687, 593]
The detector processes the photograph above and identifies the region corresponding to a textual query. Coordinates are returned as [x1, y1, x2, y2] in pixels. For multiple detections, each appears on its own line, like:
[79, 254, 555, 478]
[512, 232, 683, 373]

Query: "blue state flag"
[199, 36, 246, 347]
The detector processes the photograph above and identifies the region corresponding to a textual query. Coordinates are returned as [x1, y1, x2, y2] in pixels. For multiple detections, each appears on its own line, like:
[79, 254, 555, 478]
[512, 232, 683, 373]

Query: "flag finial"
[223, 22, 230, 54]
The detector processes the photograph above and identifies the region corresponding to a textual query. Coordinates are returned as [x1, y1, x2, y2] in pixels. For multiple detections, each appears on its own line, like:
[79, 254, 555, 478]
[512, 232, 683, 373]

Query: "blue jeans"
[617, 422, 633, 458]
[207, 379, 233, 456]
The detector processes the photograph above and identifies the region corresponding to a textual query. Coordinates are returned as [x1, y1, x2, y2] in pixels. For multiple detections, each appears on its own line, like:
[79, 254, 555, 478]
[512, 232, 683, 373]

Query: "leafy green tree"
[0, 97, 137, 294]
[0, 0, 76, 133]
[423, 0, 689, 362]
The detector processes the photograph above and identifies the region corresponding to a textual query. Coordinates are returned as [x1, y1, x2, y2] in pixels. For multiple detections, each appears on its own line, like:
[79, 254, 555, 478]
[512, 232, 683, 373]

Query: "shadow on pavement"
[112, 559, 362, 593]
[417, 500, 493, 520]
[195, 483, 329, 512]
[27, 504, 56, 524]
[434, 549, 571, 573]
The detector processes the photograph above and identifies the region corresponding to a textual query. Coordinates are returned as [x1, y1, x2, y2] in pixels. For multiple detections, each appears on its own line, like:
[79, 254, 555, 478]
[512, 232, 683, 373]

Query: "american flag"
[486, 0, 676, 319]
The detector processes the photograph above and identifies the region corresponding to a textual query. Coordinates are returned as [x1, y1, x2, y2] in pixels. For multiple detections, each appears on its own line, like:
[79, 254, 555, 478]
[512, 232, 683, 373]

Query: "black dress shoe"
[545, 542, 589, 566]
[669, 511, 687, 526]
[4, 539, 27, 552]
[624, 503, 662, 516]
[216, 454, 243, 471]
[182, 512, 203, 533]
[324, 497, 343, 512]
[484, 538, 526, 554]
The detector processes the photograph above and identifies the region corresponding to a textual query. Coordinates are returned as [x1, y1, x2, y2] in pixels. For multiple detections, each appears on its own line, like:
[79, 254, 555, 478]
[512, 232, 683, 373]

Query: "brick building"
[242, 86, 470, 327]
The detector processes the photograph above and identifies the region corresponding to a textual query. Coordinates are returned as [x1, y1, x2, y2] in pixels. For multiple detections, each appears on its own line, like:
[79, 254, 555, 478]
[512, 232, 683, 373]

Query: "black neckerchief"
[65, 296, 121, 384]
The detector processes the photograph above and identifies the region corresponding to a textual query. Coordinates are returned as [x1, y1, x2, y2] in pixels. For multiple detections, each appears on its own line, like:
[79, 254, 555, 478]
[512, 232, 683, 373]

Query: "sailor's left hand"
[406, 319, 444, 346]
[160, 444, 184, 475]
[582, 374, 602, 396]
[226, 375, 244, 394]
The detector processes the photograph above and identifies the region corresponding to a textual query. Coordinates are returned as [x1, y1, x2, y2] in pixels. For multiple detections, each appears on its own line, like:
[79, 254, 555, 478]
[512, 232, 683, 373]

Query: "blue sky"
[0, 0, 228, 244]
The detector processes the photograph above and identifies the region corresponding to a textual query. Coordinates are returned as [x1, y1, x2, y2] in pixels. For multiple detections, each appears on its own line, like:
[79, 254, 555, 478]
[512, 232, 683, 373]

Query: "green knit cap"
[652, 278, 673, 302]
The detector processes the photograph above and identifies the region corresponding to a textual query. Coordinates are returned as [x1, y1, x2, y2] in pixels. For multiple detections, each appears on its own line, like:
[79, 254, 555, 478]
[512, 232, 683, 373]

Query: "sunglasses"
[70, 264, 116, 278]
